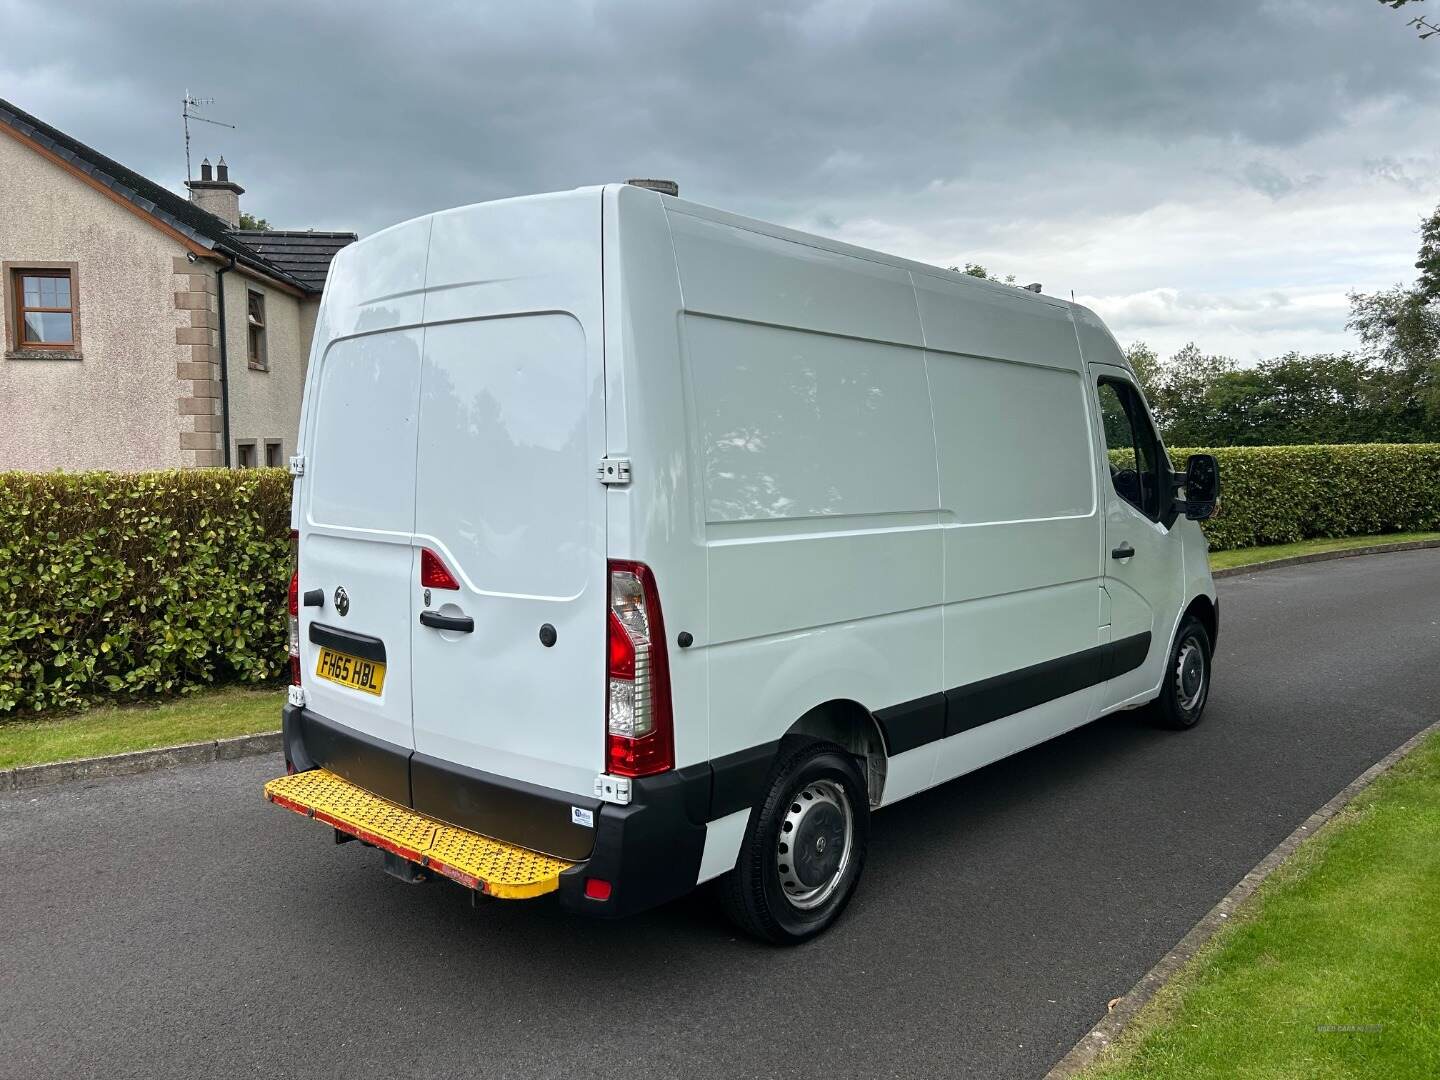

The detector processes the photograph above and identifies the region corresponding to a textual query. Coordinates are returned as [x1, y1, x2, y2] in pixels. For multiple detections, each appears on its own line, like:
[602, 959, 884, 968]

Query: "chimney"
[186, 155, 245, 226]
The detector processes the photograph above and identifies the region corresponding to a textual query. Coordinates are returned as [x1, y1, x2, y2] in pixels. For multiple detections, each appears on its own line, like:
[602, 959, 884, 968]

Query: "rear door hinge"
[594, 774, 632, 805]
[288, 454, 306, 477]
[596, 457, 631, 486]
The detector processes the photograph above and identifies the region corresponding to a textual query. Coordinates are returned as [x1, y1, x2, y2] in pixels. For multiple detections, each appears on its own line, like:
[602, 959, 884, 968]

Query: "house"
[0, 98, 356, 470]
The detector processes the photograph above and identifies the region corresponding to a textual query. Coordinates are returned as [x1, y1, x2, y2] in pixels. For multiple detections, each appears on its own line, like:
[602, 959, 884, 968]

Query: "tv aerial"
[183, 91, 236, 182]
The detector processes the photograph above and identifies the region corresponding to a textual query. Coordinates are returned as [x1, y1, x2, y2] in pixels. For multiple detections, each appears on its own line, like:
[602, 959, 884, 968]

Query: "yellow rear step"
[264, 768, 572, 899]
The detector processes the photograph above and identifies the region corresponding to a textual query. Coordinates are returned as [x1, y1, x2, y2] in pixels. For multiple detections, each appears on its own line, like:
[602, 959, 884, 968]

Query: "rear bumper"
[280, 703, 710, 918]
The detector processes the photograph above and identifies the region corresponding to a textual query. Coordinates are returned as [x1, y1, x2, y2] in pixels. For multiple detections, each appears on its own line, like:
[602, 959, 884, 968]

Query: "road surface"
[3, 549, 1438, 1079]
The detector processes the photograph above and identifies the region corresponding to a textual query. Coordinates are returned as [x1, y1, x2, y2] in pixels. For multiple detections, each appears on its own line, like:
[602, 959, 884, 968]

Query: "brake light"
[605, 560, 674, 777]
[288, 529, 301, 687]
[421, 547, 460, 590]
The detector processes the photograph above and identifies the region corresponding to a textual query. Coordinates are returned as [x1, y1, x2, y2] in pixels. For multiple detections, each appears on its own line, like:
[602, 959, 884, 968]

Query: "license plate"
[315, 647, 386, 696]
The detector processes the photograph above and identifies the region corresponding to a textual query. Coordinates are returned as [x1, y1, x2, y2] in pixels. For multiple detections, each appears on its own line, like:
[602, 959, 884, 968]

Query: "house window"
[247, 290, 268, 370]
[237, 441, 256, 468]
[7, 264, 81, 356]
[265, 440, 283, 468]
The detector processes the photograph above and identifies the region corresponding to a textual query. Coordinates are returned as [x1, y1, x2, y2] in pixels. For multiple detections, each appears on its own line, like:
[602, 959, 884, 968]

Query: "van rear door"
[298, 327, 423, 762]
[407, 195, 608, 803]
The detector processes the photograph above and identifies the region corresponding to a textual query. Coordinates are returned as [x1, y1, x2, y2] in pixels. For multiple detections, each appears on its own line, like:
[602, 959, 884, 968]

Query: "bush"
[1168, 443, 1440, 551]
[0, 469, 292, 714]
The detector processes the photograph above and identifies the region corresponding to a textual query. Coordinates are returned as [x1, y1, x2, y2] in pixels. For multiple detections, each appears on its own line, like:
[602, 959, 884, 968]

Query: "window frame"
[236, 440, 257, 469]
[1096, 375, 1170, 524]
[246, 289, 268, 371]
[5, 262, 82, 358]
[264, 439, 283, 468]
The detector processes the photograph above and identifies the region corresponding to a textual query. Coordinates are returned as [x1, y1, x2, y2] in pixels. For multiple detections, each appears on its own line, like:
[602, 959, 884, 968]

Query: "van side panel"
[665, 208, 944, 782]
[914, 272, 1106, 785]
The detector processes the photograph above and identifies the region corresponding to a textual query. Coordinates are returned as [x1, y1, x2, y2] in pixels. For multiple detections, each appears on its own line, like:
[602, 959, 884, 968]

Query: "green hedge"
[1168, 443, 1440, 551]
[1, 444, 1437, 713]
[0, 469, 291, 713]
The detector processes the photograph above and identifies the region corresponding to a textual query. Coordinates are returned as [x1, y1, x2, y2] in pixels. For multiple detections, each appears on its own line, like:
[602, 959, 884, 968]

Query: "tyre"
[1150, 615, 1212, 730]
[720, 740, 869, 945]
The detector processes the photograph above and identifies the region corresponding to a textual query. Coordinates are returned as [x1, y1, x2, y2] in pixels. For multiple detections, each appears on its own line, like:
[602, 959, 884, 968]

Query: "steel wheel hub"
[1175, 637, 1206, 711]
[775, 778, 853, 910]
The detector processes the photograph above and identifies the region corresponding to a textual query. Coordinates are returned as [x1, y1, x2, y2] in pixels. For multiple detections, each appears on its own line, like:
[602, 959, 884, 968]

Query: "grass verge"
[1078, 728, 1440, 1079]
[0, 686, 284, 770]
[1209, 530, 1440, 571]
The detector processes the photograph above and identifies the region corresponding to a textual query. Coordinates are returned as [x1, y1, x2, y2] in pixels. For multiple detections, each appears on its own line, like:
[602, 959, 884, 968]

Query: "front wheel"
[1150, 615, 1213, 730]
[720, 741, 869, 945]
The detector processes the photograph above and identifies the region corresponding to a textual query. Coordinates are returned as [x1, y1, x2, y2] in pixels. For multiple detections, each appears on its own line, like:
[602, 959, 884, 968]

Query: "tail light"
[288, 529, 301, 686]
[421, 547, 460, 590]
[605, 560, 674, 777]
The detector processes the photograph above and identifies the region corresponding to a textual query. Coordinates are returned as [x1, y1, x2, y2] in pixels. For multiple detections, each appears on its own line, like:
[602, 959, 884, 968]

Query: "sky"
[2, 0, 1437, 362]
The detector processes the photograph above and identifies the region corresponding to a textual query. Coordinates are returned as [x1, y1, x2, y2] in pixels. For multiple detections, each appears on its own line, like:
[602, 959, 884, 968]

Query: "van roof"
[355, 183, 1079, 317]
[643, 186, 1071, 313]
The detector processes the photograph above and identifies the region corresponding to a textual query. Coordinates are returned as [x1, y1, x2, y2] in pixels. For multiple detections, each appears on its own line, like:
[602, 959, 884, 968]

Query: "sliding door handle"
[1111, 543, 1136, 560]
[419, 610, 474, 633]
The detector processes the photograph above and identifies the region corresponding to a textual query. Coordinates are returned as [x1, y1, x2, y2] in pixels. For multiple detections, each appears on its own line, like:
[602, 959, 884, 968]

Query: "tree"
[1116, 342, 1436, 446]
[237, 212, 271, 230]
[1378, 0, 1440, 40]
[1348, 200, 1440, 429]
[1123, 341, 1161, 403]
[949, 262, 1017, 285]
[1141, 343, 1239, 444]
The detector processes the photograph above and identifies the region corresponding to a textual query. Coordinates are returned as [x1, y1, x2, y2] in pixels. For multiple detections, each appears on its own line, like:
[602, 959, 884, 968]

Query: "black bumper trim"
[708, 741, 778, 819]
[556, 765, 711, 919]
[292, 706, 410, 806]
[944, 631, 1152, 737]
[411, 751, 600, 863]
[874, 693, 946, 755]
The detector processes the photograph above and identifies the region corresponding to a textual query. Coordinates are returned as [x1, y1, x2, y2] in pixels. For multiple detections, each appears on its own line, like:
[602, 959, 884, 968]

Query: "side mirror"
[1180, 453, 1220, 521]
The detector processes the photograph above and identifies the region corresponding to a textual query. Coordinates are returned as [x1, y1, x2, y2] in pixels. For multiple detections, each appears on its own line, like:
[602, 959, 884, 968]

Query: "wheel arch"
[783, 698, 888, 807]
[1182, 593, 1218, 650]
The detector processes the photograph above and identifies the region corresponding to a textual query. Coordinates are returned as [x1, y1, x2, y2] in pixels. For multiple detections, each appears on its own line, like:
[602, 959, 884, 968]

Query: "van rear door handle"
[1111, 543, 1135, 560]
[419, 610, 474, 633]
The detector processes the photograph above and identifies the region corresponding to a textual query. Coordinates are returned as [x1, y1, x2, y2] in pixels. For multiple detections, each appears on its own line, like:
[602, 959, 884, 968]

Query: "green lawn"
[0, 686, 284, 770]
[1079, 729, 1440, 1079]
[1210, 531, 1440, 571]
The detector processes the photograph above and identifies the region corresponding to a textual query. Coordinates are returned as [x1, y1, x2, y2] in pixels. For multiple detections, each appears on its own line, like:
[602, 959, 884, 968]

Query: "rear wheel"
[720, 741, 869, 945]
[1150, 615, 1212, 730]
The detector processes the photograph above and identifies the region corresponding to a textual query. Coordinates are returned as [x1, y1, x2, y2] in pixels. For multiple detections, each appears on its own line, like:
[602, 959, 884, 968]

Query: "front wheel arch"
[1182, 593, 1218, 651]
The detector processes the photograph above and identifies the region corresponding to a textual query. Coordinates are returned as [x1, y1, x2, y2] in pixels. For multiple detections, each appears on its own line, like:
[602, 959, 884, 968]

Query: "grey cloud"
[2, 0, 1436, 363]
[1239, 160, 1324, 200]
[3, 0, 1434, 233]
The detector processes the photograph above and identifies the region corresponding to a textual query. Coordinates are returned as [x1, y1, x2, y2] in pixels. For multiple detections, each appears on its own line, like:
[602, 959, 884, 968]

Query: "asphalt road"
[3, 550, 1438, 1080]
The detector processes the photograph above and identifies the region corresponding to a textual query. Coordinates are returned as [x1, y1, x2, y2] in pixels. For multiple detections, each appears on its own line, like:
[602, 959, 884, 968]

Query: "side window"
[1097, 379, 1165, 520]
[247, 290, 268, 370]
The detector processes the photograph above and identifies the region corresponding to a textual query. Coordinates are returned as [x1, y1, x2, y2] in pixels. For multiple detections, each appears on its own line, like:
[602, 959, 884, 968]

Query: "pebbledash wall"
[0, 129, 194, 469]
[0, 128, 317, 471]
[221, 268, 312, 468]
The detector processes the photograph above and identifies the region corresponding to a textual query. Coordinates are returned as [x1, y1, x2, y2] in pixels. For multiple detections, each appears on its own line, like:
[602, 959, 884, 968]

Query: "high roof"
[0, 97, 355, 295]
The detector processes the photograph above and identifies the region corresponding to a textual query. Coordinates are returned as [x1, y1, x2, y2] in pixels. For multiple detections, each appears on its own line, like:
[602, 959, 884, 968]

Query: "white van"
[266, 182, 1220, 944]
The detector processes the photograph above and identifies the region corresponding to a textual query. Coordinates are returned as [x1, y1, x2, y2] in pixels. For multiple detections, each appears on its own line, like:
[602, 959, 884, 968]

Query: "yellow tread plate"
[264, 769, 572, 899]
